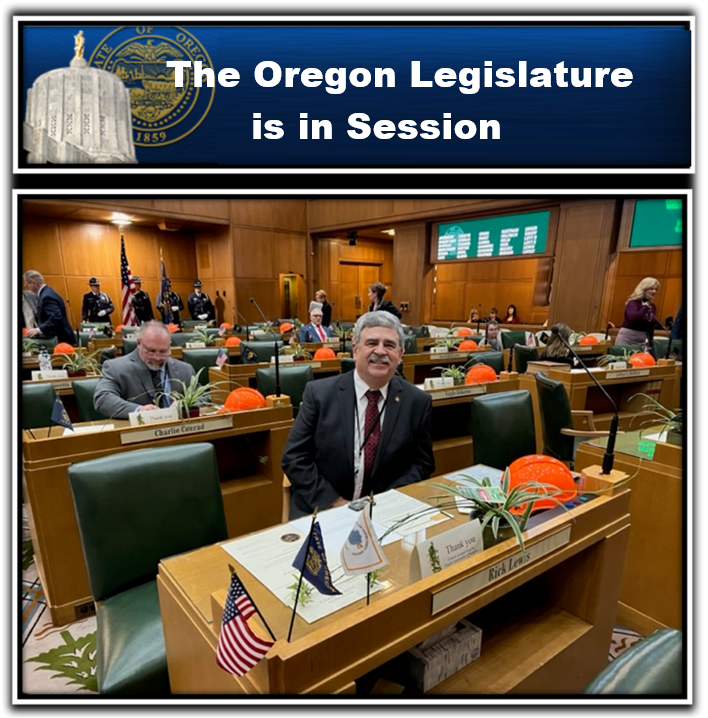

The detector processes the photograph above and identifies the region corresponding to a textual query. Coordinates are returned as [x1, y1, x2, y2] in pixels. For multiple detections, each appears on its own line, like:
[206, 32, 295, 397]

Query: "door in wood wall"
[339, 263, 380, 321]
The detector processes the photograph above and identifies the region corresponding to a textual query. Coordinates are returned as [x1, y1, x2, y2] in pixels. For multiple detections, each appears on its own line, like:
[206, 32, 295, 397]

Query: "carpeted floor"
[20, 509, 644, 696]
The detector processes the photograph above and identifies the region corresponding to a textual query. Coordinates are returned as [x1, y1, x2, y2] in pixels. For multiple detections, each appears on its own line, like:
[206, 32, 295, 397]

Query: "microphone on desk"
[476, 303, 482, 334]
[235, 309, 251, 341]
[550, 325, 619, 475]
[249, 297, 273, 335]
[507, 340, 514, 373]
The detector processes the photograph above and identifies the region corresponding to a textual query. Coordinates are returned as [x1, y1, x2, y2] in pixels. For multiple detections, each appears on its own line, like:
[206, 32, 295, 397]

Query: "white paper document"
[62, 423, 115, 435]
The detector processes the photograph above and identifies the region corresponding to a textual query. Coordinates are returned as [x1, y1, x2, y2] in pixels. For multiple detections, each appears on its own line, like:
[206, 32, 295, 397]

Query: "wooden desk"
[21, 349, 87, 379]
[575, 430, 683, 634]
[521, 364, 678, 453]
[401, 348, 510, 385]
[157, 479, 630, 695]
[22, 406, 293, 627]
[22, 374, 101, 423]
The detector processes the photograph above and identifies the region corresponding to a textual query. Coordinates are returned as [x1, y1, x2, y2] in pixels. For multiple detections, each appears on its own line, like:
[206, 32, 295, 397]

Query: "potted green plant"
[434, 335, 461, 351]
[61, 349, 102, 377]
[161, 368, 213, 419]
[282, 341, 312, 361]
[23, 338, 40, 357]
[432, 362, 470, 386]
[194, 328, 215, 346]
[332, 324, 352, 355]
[631, 392, 683, 446]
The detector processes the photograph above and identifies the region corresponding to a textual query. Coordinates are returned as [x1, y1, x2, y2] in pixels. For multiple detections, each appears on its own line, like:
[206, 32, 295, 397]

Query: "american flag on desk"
[120, 235, 137, 326]
[215, 574, 273, 676]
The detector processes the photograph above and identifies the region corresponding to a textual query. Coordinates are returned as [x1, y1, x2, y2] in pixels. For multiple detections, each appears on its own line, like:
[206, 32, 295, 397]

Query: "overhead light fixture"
[111, 213, 132, 224]
[381, 228, 395, 237]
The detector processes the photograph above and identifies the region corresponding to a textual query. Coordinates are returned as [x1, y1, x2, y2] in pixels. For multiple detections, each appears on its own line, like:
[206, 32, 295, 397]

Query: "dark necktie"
[363, 389, 382, 484]
[151, 369, 165, 407]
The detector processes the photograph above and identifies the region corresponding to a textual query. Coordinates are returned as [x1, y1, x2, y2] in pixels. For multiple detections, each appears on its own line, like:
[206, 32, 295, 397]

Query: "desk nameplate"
[431, 526, 572, 615]
[427, 351, 464, 361]
[120, 415, 233, 445]
[428, 385, 486, 399]
[606, 368, 650, 379]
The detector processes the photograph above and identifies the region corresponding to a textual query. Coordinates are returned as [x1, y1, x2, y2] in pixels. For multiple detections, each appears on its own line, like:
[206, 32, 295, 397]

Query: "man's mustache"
[367, 353, 391, 365]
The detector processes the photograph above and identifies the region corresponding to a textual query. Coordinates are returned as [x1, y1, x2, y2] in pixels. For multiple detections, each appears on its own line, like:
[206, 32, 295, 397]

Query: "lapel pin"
[395, 396, 400, 402]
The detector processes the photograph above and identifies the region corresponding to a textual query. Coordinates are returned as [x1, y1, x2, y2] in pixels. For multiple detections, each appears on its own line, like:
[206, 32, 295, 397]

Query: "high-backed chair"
[467, 351, 505, 375]
[535, 372, 609, 467]
[256, 365, 314, 417]
[169, 332, 202, 348]
[403, 335, 418, 355]
[341, 357, 355, 373]
[98, 346, 117, 365]
[122, 338, 138, 354]
[120, 326, 138, 336]
[80, 322, 110, 331]
[73, 378, 107, 422]
[240, 341, 284, 364]
[180, 319, 202, 329]
[608, 344, 643, 356]
[500, 330, 527, 350]
[333, 321, 355, 333]
[68, 443, 228, 696]
[513, 344, 539, 374]
[582, 628, 683, 695]
[470, 390, 536, 470]
[34, 336, 59, 353]
[405, 325, 430, 338]
[77, 330, 110, 348]
[652, 337, 683, 360]
[251, 331, 281, 342]
[182, 349, 221, 386]
[22, 383, 58, 429]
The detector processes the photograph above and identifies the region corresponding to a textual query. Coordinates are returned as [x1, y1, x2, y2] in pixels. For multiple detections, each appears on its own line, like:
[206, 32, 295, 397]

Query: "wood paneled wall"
[22, 214, 197, 328]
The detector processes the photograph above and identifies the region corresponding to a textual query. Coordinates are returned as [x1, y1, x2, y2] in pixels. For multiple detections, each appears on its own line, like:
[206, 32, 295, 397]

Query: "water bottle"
[38, 349, 52, 372]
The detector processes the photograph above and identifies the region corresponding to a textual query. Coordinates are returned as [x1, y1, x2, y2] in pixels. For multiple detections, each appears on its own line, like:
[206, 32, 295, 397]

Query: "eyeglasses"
[140, 344, 171, 356]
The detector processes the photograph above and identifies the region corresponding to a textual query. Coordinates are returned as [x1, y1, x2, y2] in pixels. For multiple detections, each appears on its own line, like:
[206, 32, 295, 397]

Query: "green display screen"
[436, 211, 550, 260]
[629, 199, 683, 247]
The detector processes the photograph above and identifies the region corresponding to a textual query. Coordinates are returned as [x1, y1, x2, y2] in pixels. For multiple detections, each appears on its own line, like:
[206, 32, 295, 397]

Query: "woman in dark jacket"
[315, 289, 332, 327]
[615, 277, 661, 346]
[367, 282, 402, 319]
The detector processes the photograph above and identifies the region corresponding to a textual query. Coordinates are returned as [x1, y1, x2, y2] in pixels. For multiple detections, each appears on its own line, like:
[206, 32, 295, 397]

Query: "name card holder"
[128, 405, 179, 426]
[31, 369, 68, 381]
[411, 520, 484, 581]
[272, 354, 294, 364]
[185, 341, 207, 349]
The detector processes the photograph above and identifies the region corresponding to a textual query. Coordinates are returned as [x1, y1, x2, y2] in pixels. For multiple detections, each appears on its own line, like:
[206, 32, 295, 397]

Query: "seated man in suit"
[282, 311, 435, 518]
[93, 320, 195, 420]
[298, 308, 334, 343]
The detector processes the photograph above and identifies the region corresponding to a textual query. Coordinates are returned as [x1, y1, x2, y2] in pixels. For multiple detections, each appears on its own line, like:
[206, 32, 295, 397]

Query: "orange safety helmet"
[166, 323, 180, 333]
[578, 334, 598, 345]
[224, 387, 266, 412]
[53, 342, 75, 354]
[220, 322, 233, 330]
[456, 327, 473, 337]
[225, 336, 242, 347]
[507, 454, 577, 514]
[628, 351, 656, 368]
[279, 322, 294, 334]
[114, 324, 124, 333]
[313, 347, 336, 360]
[464, 364, 497, 384]
[458, 339, 479, 352]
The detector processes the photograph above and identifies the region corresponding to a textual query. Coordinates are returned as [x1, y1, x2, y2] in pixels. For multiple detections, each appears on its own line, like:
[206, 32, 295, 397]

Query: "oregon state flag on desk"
[292, 521, 341, 595]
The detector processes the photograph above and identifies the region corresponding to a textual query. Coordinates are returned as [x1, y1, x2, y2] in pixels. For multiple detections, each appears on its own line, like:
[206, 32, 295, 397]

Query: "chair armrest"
[571, 410, 597, 431]
[561, 428, 611, 438]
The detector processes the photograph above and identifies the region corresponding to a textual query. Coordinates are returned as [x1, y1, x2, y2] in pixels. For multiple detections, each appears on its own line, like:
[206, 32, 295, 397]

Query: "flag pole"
[287, 507, 318, 643]
[227, 563, 277, 642]
[366, 491, 375, 606]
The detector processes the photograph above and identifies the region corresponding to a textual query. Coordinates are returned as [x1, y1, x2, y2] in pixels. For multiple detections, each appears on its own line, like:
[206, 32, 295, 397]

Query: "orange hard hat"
[314, 347, 336, 360]
[464, 364, 497, 384]
[225, 336, 242, 347]
[53, 342, 75, 354]
[507, 454, 577, 514]
[224, 387, 266, 412]
[279, 322, 294, 334]
[458, 339, 478, 352]
[578, 334, 598, 345]
[456, 327, 473, 337]
[629, 351, 656, 368]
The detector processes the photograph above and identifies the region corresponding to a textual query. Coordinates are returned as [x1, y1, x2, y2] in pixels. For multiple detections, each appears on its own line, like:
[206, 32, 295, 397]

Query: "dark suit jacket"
[298, 323, 333, 343]
[281, 370, 435, 518]
[368, 299, 402, 319]
[36, 286, 76, 345]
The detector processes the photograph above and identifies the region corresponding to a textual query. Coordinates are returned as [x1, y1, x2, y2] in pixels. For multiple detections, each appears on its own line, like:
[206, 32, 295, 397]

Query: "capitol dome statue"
[23, 32, 137, 164]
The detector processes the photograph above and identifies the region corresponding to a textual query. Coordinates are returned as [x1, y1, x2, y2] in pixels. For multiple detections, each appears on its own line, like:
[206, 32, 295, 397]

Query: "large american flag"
[215, 574, 273, 676]
[120, 235, 137, 326]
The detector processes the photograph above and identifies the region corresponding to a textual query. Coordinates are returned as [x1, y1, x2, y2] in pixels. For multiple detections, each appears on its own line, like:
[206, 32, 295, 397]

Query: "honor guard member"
[187, 279, 215, 322]
[82, 277, 114, 323]
[156, 279, 184, 324]
[131, 276, 154, 324]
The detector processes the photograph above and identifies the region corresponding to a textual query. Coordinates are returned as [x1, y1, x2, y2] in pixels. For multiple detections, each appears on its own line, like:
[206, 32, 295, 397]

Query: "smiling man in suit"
[23, 270, 76, 346]
[93, 320, 195, 420]
[282, 311, 434, 519]
[298, 308, 334, 343]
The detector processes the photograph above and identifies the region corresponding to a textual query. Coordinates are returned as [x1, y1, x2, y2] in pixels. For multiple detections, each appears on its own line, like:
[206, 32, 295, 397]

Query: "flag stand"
[366, 491, 374, 606]
[227, 563, 277, 642]
[287, 508, 318, 643]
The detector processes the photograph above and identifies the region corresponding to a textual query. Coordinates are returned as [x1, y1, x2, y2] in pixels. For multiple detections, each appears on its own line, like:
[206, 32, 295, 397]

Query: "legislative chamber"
[18, 196, 687, 698]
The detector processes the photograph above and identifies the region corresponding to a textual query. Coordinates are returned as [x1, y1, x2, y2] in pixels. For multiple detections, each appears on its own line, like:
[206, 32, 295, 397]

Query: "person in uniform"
[81, 277, 114, 323]
[187, 279, 215, 322]
[131, 276, 154, 324]
[156, 279, 184, 324]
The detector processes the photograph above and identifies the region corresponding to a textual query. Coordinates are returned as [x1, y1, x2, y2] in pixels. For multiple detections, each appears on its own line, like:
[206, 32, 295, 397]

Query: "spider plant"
[596, 347, 635, 367]
[61, 348, 102, 375]
[434, 335, 462, 351]
[281, 341, 313, 360]
[160, 368, 213, 416]
[332, 324, 352, 341]
[23, 337, 40, 355]
[193, 327, 215, 346]
[432, 362, 470, 385]
[630, 392, 682, 438]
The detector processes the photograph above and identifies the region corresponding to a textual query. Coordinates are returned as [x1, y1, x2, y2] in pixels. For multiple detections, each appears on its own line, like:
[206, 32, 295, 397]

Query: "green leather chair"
[68, 443, 228, 696]
[169, 332, 202, 348]
[122, 338, 138, 355]
[256, 365, 313, 417]
[333, 321, 355, 333]
[404, 325, 430, 338]
[470, 390, 536, 470]
[652, 337, 683, 360]
[403, 335, 418, 355]
[513, 344, 539, 374]
[500, 330, 527, 350]
[240, 341, 284, 364]
[251, 331, 281, 342]
[22, 383, 58, 429]
[80, 322, 110, 331]
[34, 336, 59, 352]
[73, 378, 107, 422]
[120, 326, 138, 336]
[467, 351, 505, 375]
[181, 319, 203, 329]
[77, 330, 110, 348]
[99, 346, 117, 365]
[582, 628, 683, 695]
[608, 344, 642, 356]
[182, 349, 221, 386]
[341, 357, 355, 373]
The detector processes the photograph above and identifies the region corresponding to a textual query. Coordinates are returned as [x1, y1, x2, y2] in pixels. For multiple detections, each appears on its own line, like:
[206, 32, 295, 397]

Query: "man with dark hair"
[131, 276, 154, 324]
[282, 311, 434, 518]
[23, 270, 76, 345]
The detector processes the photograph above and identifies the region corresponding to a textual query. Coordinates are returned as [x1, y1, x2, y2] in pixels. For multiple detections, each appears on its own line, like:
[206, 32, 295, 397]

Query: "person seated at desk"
[468, 306, 482, 324]
[478, 320, 503, 351]
[299, 308, 333, 343]
[539, 322, 577, 366]
[484, 307, 499, 323]
[282, 311, 435, 519]
[503, 303, 522, 324]
[93, 320, 196, 420]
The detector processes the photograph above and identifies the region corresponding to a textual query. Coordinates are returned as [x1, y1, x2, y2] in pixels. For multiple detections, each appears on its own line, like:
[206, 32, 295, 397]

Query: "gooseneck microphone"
[249, 297, 274, 335]
[551, 325, 619, 475]
[234, 309, 251, 341]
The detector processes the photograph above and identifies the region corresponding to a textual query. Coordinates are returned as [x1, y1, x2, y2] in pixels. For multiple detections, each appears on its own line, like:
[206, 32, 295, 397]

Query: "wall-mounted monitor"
[433, 210, 550, 261]
[629, 199, 683, 248]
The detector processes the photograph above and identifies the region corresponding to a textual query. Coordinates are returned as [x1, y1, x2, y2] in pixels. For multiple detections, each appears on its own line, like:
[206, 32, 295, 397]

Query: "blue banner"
[20, 21, 692, 167]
